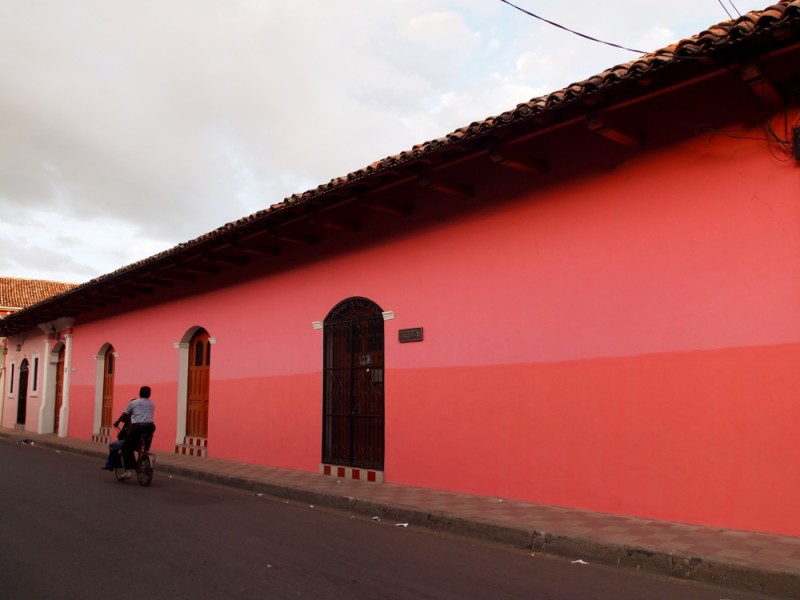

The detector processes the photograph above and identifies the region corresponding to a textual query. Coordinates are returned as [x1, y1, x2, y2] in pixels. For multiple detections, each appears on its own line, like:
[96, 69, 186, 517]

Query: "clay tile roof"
[0, 277, 77, 312]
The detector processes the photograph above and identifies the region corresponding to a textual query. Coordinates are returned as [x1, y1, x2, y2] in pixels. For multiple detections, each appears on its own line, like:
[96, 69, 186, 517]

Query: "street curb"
[4, 433, 798, 599]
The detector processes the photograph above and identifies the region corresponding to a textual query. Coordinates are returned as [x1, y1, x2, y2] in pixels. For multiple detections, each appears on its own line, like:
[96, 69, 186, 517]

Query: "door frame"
[322, 297, 386, 471]
[186, 329, 211, 438]
[175, 326, 215, 446]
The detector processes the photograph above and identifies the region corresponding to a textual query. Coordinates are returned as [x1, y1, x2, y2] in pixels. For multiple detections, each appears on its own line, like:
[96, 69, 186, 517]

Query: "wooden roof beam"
[307, 216, 361, 233]
[232, 241, 281, 256]
[739, 62, 784, 109]
[138, 276, 175, 287]
[416, 173, 474, 197]
[268, 231, 319, 245]
[83, 293, 122, 304]
[175, 263, 222, 275]
[202, 253, 250, 267]
[358, 197, 413, 216]
[488, 148, 548, 174]
[153, 269, 197, 283]
[116, 283, 155, 295]
[586, 115, 643, 147]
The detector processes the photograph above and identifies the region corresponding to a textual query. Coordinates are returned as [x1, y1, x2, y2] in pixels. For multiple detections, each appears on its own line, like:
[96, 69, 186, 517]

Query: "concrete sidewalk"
[2, 428, 798, 598]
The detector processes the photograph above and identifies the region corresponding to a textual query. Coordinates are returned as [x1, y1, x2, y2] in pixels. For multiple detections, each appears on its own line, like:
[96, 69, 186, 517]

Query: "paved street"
[0, 440, 783, 600]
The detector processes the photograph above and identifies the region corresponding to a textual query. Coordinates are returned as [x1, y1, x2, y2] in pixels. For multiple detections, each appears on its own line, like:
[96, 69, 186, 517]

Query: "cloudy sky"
[1, 0, 769, 283]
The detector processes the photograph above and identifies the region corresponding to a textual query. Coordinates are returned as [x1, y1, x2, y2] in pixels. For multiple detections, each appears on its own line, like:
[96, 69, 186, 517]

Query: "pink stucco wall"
[55, 121, 800, 537]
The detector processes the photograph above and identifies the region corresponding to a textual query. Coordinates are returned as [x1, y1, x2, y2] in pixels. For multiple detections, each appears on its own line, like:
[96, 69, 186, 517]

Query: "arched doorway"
[322, 297, 385, 470]
[54, 346, 66, 434]
[101, 346, 115, 427]
[16, 359, 29, 426]
[187, 329, 210, 438]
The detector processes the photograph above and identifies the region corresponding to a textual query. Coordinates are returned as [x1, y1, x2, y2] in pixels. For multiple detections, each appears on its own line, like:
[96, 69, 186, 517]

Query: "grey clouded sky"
[0, 0, 769, 283]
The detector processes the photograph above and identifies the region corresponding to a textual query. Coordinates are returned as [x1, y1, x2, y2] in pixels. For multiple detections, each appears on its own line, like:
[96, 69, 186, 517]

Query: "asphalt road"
[0, 440, 779, 600]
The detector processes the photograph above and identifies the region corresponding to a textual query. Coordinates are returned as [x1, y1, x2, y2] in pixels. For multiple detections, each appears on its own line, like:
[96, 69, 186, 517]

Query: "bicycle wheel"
[114, 452, 127, 482]
[137, 453, 153, 487]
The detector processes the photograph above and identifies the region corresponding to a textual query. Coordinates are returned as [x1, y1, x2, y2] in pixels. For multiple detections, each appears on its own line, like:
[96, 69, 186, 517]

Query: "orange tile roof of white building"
[0, 277, 77, 313]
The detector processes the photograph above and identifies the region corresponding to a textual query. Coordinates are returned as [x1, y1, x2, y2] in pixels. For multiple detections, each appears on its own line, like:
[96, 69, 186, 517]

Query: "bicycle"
[113, 432, 156, 486]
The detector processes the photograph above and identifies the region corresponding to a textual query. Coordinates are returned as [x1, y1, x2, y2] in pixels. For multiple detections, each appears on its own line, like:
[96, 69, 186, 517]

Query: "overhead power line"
[717, 0, 734, 20]
[498, 0, 646, 55]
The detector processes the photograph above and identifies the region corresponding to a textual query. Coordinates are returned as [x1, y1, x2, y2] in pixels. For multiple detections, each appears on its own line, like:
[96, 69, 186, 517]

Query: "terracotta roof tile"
[0, 277, 77, 312]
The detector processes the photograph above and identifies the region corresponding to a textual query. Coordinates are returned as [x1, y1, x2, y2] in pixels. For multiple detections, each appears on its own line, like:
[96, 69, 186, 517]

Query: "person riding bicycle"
[117, 385, 156, 480]
[101, 411, 130, 470]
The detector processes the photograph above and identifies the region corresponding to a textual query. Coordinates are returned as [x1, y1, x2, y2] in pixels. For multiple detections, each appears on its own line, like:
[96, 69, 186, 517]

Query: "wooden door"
[54, 347, 65, 433]
[101, 347, 115, 427]
[322, 298, 385, 470]
[187, 330, 210, 437]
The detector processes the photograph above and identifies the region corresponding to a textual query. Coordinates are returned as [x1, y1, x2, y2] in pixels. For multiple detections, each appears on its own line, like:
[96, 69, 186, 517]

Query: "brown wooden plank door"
[101, 347, 115, 427]
[322, 297, 385, 470]
[187, 329, 211, 438]
[54, 347, 65, 433]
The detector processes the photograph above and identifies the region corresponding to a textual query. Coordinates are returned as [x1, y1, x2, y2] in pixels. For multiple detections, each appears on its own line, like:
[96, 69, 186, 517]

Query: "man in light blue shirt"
[115, 385, 156, 479]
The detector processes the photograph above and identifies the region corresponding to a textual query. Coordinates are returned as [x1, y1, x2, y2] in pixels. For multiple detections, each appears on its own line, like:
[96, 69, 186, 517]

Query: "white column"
[92, 353, 104, 435]
[38, 339, 54, 435]
[174, 342, 189, 445]
[0, 342, 6, 429]
[58, 334, 73, 437]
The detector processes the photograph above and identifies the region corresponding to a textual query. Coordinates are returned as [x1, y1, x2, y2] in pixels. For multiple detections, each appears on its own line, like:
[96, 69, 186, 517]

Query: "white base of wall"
[175, 436, 207, 457]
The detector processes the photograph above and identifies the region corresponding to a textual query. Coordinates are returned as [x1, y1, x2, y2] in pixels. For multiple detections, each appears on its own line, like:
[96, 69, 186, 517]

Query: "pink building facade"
[3, 3, 800, 537]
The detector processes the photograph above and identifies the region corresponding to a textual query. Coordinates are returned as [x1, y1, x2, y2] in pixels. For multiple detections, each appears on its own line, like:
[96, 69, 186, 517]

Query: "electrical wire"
[679, 111, 799, 162]
[717, 0, 734, 20]
[727, 0, 743, 18]
[765, 119, 793, 161]
[497, 0, 646, 55]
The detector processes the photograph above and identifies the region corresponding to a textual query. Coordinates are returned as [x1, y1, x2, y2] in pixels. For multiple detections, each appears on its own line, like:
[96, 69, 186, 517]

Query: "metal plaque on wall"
[398, 327, 423, 343]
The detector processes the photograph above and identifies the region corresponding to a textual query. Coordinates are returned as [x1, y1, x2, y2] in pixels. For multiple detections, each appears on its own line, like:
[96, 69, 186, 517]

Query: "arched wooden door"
[322, 297, 385, 470]
[187, 329, 210, 438]
[101, 347, 115, 427]
[54, 346, 66, 433]
[16, 359, 29, 425]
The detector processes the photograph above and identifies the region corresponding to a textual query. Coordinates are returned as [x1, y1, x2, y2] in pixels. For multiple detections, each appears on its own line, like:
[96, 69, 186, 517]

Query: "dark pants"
[104, 439, 125, 469]
[122, 422, 156, 470]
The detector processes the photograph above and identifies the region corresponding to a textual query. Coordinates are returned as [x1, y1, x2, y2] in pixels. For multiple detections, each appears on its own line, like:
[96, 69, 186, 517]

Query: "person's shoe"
[121, 470, 133, 480]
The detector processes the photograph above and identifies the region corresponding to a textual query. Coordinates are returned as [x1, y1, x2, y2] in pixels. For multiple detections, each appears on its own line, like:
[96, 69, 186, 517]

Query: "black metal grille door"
[323, 297, 385, 470]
